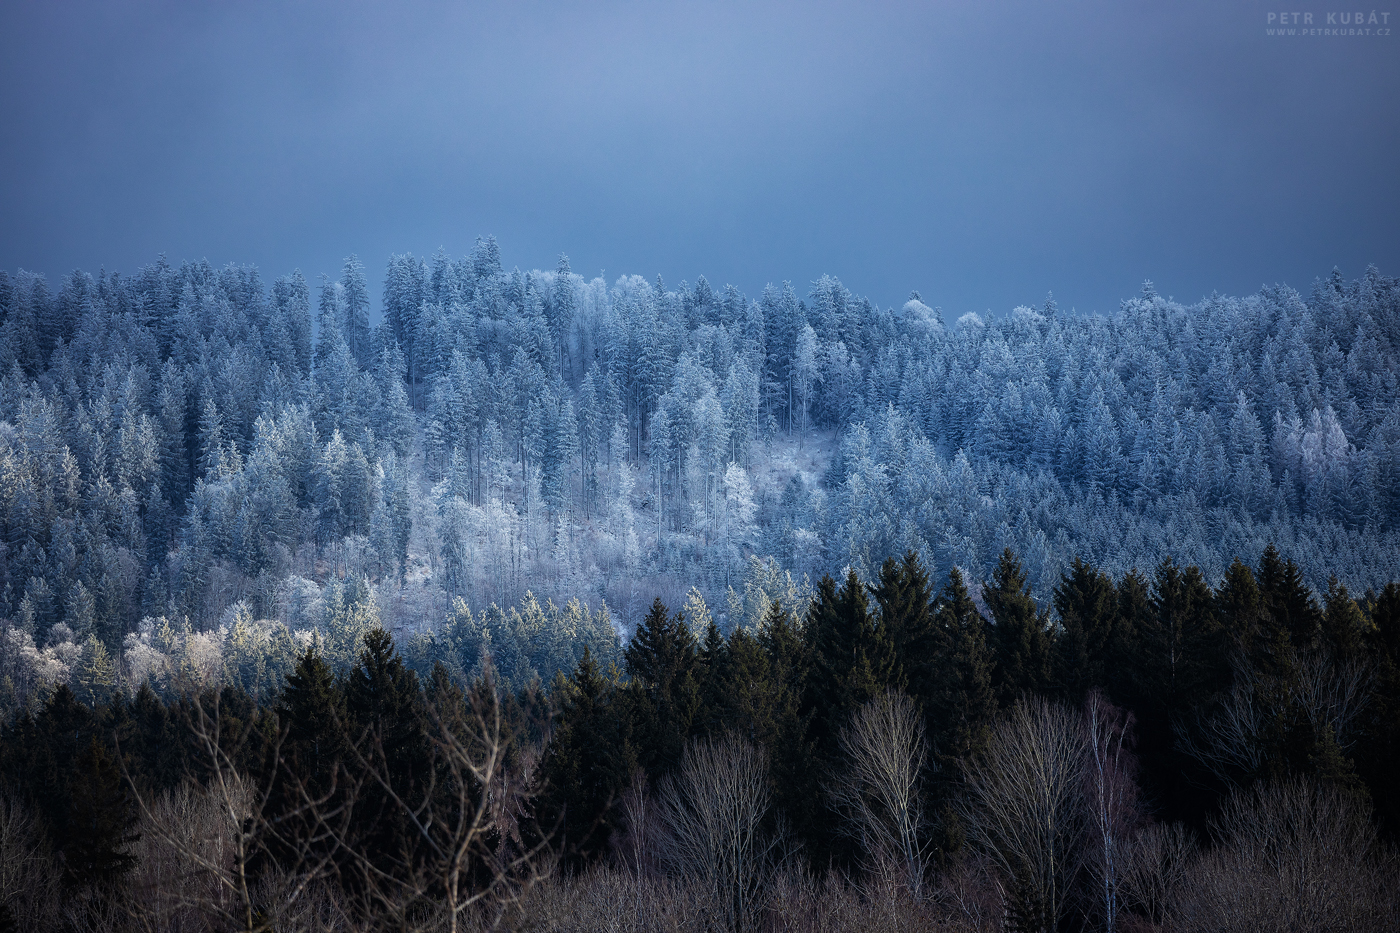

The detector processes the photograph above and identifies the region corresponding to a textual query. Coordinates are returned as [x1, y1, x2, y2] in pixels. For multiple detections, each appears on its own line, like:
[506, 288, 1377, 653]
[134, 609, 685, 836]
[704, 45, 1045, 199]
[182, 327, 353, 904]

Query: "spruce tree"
[869, 551, 937, 697]
[929, 567, 996, 771]
[276, 645, 346, 798]
[1321, 577, 1366, 661]
[1360, 583, 1400, 836]
[1051, 557, 1118, 701]
[1216, 557, 1268, 664]
[982, 548, 1051, 706]
[1142, 558, 1225, 712]
[1257, 544, 1322, 649]
[694, 620, 728, 738]
[534, 647, 637, 869]
[340, 255, 372, 369]
[804, 570, 896, 755]
[62, 735, 138, 893]
[342, 628, 430, 887]
[623, 598, 699, 773]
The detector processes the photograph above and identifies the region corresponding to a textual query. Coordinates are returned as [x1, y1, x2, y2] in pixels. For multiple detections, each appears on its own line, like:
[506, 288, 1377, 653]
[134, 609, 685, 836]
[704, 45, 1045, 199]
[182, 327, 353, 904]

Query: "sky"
[1, 0, 1397, 319]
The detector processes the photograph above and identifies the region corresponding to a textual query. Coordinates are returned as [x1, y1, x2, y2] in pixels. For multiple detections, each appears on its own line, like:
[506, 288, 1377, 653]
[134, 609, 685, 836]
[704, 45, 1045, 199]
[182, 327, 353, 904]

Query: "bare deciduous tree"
[1119, 821, 1194, 928]
[122, 693, 357, 933]
[0, 791, 60, 931]
[616, 767, 659, 879]
[1181, 652, 1373, 787]
[1177, 673, 1269, 785]
[1170, 778, 1399, 933]
[334, 674, 552, 933]
[828, 690, 930, 896]
[1082, 691, 1139, 933]
[1292, 652, 1372, 752]
[123, 676, 549, 933]
[958, 696, 1087, 933]
[654, 733, 783, 933]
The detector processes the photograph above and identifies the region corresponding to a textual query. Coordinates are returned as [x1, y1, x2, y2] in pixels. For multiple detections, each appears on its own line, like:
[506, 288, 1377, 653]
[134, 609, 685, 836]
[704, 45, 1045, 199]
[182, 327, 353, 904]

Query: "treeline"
[1, 546, 1397, 931]
[2, 249, 1400, 676]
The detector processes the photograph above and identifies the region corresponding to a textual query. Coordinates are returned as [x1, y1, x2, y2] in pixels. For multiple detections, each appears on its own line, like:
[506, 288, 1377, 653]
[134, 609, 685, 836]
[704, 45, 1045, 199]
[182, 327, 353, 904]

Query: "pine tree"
[983, 548, 1051, 706]
[1051, 557, 1119, 701]
[340, 255, 372, 369]
[804, 570, 897, 755]
[534, 647, 637, 869]
[928, 567, 996, 770]
[869, 552, 936, 697]
[624, 598, 699, 772]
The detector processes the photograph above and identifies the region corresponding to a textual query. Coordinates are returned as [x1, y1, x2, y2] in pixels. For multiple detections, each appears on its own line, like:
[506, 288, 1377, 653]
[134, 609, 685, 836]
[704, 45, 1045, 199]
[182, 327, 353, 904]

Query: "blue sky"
[1, 0, 1397, 317]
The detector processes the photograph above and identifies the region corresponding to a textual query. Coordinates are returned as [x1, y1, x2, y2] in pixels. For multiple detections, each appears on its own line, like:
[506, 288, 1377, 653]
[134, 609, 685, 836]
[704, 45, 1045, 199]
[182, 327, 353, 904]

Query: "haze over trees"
[1, 245, 1399, 929]
[2, 545, 1398, 931]
[1, 244, 1398, 711]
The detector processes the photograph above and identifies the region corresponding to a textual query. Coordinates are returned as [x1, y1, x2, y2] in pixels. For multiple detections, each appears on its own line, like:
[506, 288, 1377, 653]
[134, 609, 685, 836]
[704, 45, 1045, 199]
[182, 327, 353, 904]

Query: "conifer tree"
[342, 627, 430, 889]
[1360, 582, 1400, 835]
[1320, 577, 1366, 661]
[869, 552, 936, 696]
[1052, 557, 1119, 701]
[62, 735, 137, 894]
[804, 571, 897, 756]
[534, 647, 637, 869]
[982, 548, 1051, 706]
[1257, 544, 1322, 649]
[340, 255, 372, 369]
[315, 275, 345, 372]
[1142, 558, 1225, 713]
[624, 598, 699, 773]
[928, 567, 996, 771]
[694, 620, 727, 738]
[276, 645, 346, 798]
[1216, 557, 1269, 663]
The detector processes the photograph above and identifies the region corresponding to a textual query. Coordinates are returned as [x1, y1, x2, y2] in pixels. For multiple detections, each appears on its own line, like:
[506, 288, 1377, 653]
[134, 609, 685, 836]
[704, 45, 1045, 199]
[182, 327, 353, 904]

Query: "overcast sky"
[1, 0, 1397, 317]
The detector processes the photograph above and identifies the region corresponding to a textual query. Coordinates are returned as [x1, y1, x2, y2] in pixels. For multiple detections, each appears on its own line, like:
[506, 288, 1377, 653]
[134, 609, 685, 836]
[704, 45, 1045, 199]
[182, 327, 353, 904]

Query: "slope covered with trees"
[1, 548, 1396, 931]
[1, 244, 1398, 711]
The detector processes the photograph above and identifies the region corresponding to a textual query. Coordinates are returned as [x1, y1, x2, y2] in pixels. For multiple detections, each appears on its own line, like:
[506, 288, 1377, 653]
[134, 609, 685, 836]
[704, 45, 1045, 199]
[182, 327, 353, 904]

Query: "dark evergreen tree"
[623, 598, 699, 773]
[341, 628, 430, 892]
[533, 647, 637, 869]
[1051, 557, 1119, 701]
[1141, 558, 1225, 713]
[928, 567, 996, 771]
[1216, 557, 1269, 664]
[62, 734, 138, 892]
[1257, 544, 1323, 649]
[1320, 576, 1366, 661]
[1360, 583, 1400, 836]
[276, 646, 346, 798]
[869, 551, 937, 697]
[804, 570, 897, 756]
[983, 548, 1051, 706]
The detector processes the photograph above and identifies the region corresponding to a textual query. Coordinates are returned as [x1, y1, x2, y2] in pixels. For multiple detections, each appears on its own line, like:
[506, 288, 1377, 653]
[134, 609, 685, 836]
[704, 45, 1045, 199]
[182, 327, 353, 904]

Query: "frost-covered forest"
[1, 241, 1399, 710]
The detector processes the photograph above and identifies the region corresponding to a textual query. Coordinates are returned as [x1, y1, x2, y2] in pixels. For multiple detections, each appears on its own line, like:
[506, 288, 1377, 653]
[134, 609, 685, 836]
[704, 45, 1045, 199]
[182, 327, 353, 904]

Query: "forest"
[0, 244, 1398, 930]
[0, 548, 1397, 931]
